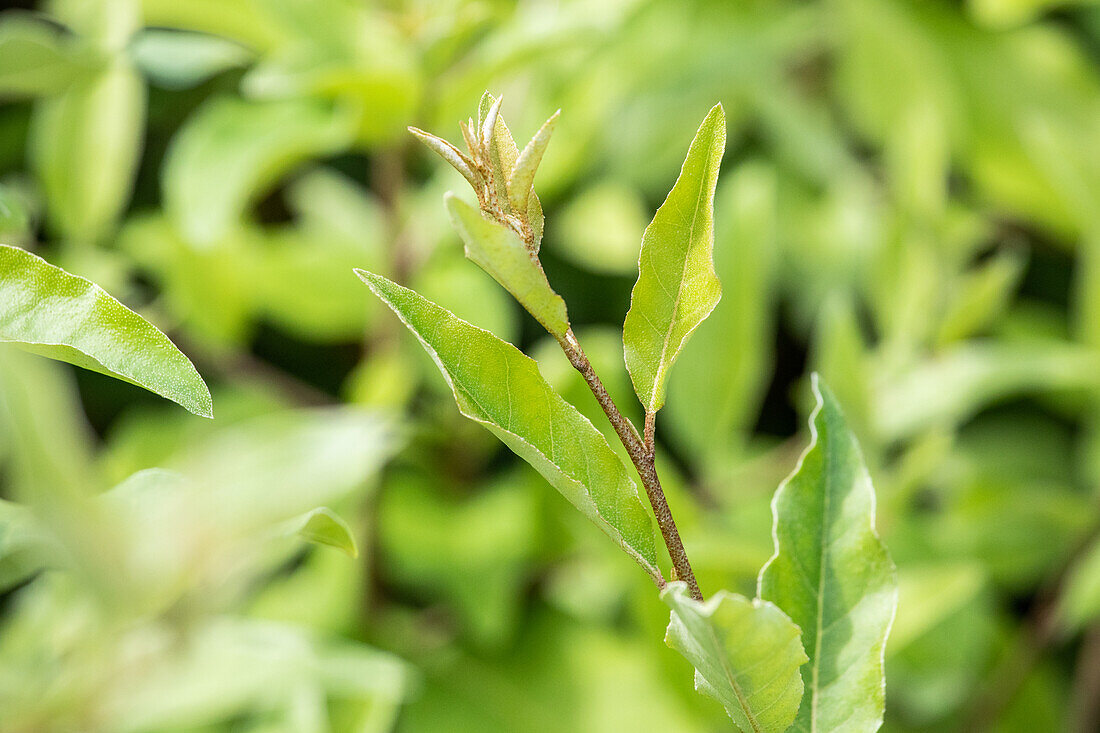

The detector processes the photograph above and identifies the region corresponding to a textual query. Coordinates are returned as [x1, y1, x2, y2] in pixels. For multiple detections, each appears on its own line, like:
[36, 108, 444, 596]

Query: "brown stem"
[644, 411, 657, 454]
[560, 328, 703, 601]
[1071, 625, 1100, 733]
[964, 518, 1100, 730]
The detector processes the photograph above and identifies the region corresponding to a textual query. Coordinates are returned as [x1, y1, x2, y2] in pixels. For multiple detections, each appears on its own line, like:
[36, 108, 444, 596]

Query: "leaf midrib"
[704, 612, 763, 733]
[648, 141, 714, 411]
[810, 416, 834, 733]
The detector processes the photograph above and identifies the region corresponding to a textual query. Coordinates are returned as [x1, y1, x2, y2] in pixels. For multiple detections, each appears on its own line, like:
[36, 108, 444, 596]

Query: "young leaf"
[0, 245, 213, 418]
[508, 110, 559, 215]
[479, 92, 521, 214]
[662, 582, 807, 732]
[444, 193, 569, 339]
[291, 507, 358, 558]
[758, 375, 897, 733]
[622, 104, 726, 413]
[407, 126, 480, 189]
[480, 93, 504, 149]
[355, 270, 660, 580]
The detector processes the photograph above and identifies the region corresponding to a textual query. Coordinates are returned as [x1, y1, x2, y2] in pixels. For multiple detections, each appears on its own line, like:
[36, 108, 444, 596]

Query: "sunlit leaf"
[377, 468, 537, 646]
[0, 498, 56, 591]
[292, 507, 358, 558]
[889, 563, 985, 653]
[445, 193, 569, 339]
[164, 96, 358, 245]
[356, 270, 660, 580]
[665, 163, 777, 461]
[130, 29, 251, 89]
[0, 245, 213, 417]
[554, 183, 648, 275]
[0, 183, 32, 242]
[0, 13, 95, 98]
[1056, 536, 1100, 632]
[875, 343, 1100, 440]
[48, 0, 140, 49]
[30, 58, 145, 242]
[758, 375, 897, 733]
[102, 618, 409, 732]
[138, 0, 284, 51]
[240, 11, 421, 146]
[662, 581, 807, 732]
[936, 248, 1026, 345]
[623, 104, 726, 413]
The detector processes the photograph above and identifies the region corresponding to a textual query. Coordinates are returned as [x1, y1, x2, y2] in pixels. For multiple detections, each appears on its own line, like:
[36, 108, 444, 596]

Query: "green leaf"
[875, 342, 1100, 441]
[240, 24, 422, 147]
[444, 193, 569, 339]
[0, 183, 33, 242]
[408, 126, 480, 189]
[478, 92, 547, 247]
[30, 58, 145, 242]
[0, 14, 95, 98]
[665, 162, 778, 462]
[292, 507, 358, 559]
[662, 581, 807, 732]
[508, 110, 559, 215]
[1058, 537, 1100, 633]
[355, 270, 660, 580]
[0, 498, 57, 591]
[0, 245, 213, 417]
[138, 0, 284, 51]
[48, 0, 141, 50]
[164, 96, 358, 245]
[758, 375, 897, 733]
[623, 104, 726, 413]
[935, 248, 1026, 345]
[377, 468, 536, 646]
[555, 183, 648, 275]
[130, 29, 251, 89]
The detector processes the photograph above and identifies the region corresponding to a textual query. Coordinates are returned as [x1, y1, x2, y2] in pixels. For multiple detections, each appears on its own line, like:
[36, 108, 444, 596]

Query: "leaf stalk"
[560, 328, 702, 601]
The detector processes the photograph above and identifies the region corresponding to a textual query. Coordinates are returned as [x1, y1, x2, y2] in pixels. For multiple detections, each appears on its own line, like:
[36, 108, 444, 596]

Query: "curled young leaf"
[0, 245, 213, 418]
[508, 110, 559, 215]
[480, 93, 504, 150]
[356, 270, 660, 581]
[758, 375, 897, 733]
[445, 193, 569, 339]
[291, 507, 358, 558]
[408, 126, 480, 190]
[663, 582, 807, 732]
[623, 103, 726, 414]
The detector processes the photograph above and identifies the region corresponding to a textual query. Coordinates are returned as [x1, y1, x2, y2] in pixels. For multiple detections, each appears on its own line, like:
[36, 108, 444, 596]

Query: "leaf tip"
[481, 94, 504, 145]
[353, 268, 383, 293]
[191, 390, 215, 419]
[295, 507, 359, 559]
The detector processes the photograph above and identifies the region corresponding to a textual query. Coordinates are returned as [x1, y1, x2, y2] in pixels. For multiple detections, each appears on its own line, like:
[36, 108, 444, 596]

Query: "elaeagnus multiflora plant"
[357, 93, 899, 733]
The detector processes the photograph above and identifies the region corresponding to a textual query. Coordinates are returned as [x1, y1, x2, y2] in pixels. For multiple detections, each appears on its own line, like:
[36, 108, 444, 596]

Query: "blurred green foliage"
[3, 0, 1100, 730]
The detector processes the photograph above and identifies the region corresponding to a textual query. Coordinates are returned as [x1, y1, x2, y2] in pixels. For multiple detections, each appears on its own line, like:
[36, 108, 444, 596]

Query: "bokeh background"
[3, 0, 1100, 730]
